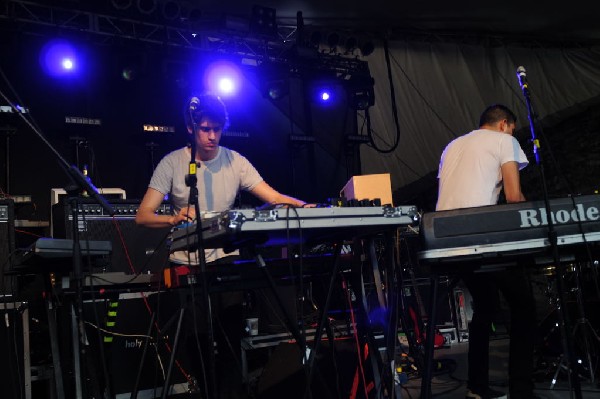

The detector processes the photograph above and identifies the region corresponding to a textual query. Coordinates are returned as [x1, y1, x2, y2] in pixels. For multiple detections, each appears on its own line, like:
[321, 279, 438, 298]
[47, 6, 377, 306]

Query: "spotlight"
[111, 0, 132, 10]
[120, 53, 145, 81]
[137, 0, 157, 15]
[62, 58, 74, 70]
[347, 75, 375, 110]
[344, 36, 358, 53]
[162, 0, 180, 21]
[250, 5, 277, 37]
[360, 40, 375, 56]
[204, 60, 242, 97]
[187, 8, 202, 22]
[263, 79, 288, 100]
[218, 78, 235, 95]
[310, 83, 337, 105]
[326, 32, 340, 48]
[121, 67, 136, 81]
[40, 39, 79, 77]
[349, 87, 375, 110]
[309, 31, 322, 48]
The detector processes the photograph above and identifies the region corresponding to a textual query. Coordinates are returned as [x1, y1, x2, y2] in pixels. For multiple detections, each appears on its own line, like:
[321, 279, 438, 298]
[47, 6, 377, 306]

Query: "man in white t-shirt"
[135, 93, 306, 398]
[136, 93, 305, 262]
[436, 104, 538, 399]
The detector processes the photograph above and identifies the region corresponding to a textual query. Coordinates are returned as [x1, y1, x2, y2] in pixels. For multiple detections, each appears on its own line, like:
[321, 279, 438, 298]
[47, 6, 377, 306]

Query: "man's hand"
[172, 206, 196, 225]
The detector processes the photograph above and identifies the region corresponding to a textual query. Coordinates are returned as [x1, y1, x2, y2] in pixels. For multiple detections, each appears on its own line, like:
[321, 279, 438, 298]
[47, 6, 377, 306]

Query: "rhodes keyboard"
[418, 195, 600, 266]
[170, 205, 419, 252]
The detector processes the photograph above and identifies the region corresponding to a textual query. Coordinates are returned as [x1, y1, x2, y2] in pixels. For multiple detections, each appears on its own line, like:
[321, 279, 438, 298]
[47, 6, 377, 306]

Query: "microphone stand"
[0, 88, 114, 398]
[182, 121, 217, 399]
[519, 73, 582, 398]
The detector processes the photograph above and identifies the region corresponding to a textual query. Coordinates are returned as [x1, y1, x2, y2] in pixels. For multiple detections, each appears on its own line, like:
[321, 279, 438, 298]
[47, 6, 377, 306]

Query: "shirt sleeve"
[148, 151, 175, 195]
[234, 151, 263, 191]
[500, 135, 529, 171]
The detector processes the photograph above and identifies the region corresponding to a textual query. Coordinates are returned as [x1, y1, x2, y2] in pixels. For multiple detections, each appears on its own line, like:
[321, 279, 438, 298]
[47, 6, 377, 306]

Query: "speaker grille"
[52, 199, 172, 273]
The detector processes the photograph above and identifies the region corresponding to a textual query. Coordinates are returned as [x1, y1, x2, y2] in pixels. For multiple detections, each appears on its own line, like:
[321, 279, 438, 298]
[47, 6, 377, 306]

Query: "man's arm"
[249, 181, 306, 207]
[501, 161, 526, 203]
[135, 187, 195, 227]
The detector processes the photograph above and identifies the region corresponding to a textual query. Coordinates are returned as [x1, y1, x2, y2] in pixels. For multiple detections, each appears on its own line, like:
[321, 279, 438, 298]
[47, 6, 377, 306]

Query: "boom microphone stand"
[516, 66, 583, 398]
[0, 89, 114, 398]
[177, 101, 217, 399]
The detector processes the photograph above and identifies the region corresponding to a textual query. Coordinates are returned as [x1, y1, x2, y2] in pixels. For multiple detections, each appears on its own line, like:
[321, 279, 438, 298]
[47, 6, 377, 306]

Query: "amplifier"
[52, 199, 172, 274]
[0, 200, 16, 294]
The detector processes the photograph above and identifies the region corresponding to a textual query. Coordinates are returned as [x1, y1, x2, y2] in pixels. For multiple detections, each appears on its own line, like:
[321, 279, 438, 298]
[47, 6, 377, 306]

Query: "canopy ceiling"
[2, 0, 599, 211]
[202, 0, 600, 43]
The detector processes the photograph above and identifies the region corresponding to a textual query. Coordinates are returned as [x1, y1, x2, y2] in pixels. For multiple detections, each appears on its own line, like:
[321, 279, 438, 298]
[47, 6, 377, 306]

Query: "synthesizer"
[418, 194, 600, 265]
[170, 205, 419, 252]
[14, 237, 112, 272]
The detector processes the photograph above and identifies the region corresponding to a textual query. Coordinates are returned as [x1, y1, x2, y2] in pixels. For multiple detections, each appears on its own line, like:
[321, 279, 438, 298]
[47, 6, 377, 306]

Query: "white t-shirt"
[149, 146, 263, 263]
[436, 129, 528, 211]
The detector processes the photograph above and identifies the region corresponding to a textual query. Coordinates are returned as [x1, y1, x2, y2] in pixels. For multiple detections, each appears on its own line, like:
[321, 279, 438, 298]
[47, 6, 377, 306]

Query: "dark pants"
[462, 267, 537, 398]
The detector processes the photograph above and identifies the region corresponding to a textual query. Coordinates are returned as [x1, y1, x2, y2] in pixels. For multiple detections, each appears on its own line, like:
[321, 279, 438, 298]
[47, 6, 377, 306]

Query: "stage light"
[312, 84, 336, 105]
[187, 7, 202, 23]
[347, 75, 375, 110]
[121, 67, 135, 81]
[360, 40, 375, 56]
[203, 61, 242, 97]
[111, 0, 132, 10]
[40, 39, 80, 77]
[137, 0, 157, 15]
[162, 0, 180, 21]
[344, 36, 358, 53]
[218, 77, 235, 95]
[264, 79, 288, 100]
[62, 58, 74, 70]
[250, 5, 277, 37]
[326, 32, 340, 48]
[309, 78, 345, 107]
[119, 53, 146, 81]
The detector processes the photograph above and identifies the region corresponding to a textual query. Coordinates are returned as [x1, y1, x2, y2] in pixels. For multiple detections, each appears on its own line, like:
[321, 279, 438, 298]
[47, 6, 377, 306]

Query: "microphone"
[516, 66, 528, 92]
[189, 96, 200, 111]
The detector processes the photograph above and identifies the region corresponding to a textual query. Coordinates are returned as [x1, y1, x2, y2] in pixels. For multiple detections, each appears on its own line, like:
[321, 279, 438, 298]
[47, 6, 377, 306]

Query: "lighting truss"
[0, 0, 370, 78]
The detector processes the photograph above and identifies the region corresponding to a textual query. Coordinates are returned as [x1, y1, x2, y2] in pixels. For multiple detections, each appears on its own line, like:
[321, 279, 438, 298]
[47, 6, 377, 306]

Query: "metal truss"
[0, 0, 370, 77]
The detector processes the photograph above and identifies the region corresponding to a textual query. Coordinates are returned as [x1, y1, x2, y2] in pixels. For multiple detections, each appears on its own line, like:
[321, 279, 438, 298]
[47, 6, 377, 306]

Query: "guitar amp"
[52, 199, 172, 274]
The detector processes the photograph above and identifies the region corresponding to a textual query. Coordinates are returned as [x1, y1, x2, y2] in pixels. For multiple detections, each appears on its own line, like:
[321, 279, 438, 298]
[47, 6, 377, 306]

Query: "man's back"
[436, 129, 527, 211]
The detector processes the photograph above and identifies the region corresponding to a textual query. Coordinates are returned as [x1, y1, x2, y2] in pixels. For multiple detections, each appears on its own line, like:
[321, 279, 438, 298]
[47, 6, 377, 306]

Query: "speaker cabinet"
[52, 199, 172, 274]
[0, 199, 16, 294]
[0, 302, 31, 399]
[82, 291, 193, 397]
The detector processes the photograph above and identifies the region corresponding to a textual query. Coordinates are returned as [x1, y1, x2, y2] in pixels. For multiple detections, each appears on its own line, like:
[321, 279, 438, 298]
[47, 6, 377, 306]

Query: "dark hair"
[183, 92, 230, 131]
[479, 104, 517, 127]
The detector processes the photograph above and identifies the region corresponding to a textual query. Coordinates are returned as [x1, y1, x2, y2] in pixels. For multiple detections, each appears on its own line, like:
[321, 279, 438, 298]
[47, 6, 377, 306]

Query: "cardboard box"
[340, 173, 393, 206]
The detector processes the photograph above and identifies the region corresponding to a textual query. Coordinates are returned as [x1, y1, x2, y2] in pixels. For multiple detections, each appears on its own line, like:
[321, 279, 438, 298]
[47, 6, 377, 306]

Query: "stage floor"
[402, 338, 600, 398]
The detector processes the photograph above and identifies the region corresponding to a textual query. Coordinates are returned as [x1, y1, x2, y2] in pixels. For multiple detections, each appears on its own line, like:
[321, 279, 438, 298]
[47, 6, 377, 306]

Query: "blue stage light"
[203, 61, 241, 97]
[40, 39, 79, 77]
[320, 90, 331, 101]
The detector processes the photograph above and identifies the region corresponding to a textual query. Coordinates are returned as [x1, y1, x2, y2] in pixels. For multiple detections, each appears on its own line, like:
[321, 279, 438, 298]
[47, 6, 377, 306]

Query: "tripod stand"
[547, 260, 599, 389]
